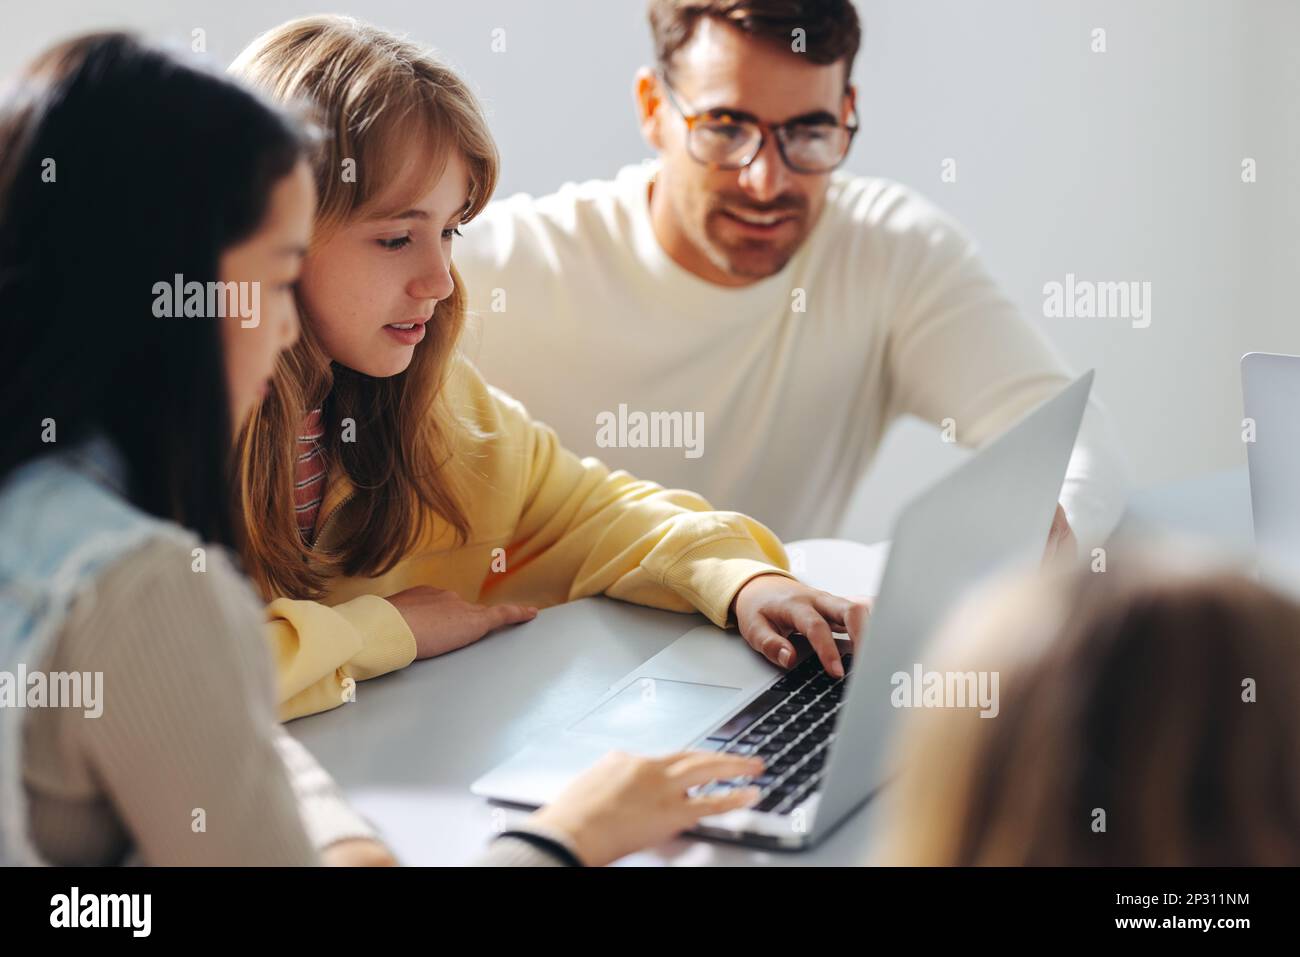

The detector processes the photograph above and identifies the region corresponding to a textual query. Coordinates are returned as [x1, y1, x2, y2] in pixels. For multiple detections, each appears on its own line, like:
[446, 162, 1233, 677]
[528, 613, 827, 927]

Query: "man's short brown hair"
[648, 0, 862, 88]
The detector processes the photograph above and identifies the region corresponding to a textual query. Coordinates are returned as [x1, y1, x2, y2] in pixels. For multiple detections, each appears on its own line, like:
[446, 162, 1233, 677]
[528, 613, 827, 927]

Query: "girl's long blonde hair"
[229, 15, 499, 600]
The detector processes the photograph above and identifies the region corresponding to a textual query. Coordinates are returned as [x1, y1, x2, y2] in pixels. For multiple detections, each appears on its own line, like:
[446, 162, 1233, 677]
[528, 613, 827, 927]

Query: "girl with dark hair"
[0, 31, 354, 864]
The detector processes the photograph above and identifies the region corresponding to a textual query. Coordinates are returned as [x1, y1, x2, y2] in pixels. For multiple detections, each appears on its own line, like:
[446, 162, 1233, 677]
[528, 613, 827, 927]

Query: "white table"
[289, 468, 1251, 865]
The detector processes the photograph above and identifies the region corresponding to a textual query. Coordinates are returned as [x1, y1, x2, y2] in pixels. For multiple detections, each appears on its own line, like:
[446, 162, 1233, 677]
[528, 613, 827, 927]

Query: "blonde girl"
[230, 15, 871, 725]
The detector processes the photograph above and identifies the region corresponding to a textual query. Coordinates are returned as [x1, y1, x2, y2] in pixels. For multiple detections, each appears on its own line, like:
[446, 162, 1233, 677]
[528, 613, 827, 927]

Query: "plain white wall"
[3, 1, 1295, 542]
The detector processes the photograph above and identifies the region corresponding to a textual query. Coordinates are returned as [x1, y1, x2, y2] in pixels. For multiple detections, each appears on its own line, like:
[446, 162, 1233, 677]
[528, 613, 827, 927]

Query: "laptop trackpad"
[567, 678, 741, 753]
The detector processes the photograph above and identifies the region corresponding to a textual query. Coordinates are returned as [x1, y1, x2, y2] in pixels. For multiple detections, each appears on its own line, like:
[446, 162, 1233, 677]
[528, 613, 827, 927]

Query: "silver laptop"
[1241, 352, 1300, 586]
[472, 371, 1094, 849]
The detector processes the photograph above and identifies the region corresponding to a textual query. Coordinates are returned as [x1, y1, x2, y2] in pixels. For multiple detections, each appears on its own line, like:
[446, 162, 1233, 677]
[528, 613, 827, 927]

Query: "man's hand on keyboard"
[1044, 502, 1077, 564]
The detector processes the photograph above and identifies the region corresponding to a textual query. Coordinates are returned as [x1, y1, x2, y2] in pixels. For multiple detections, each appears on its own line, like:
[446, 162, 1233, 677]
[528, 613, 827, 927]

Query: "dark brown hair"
[0, 33, 313, 547]
[874, 556, 1300, 865]
[648, 0, 862, 88]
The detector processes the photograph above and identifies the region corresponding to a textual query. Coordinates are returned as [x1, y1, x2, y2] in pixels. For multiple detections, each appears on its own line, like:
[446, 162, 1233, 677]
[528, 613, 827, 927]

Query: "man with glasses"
[456, 0, 1128, 558]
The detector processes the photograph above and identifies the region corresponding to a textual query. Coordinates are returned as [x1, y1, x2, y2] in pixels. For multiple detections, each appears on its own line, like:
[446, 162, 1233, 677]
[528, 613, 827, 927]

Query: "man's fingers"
[742, 617, 796, 668]
[1044, 504, 1077, 564]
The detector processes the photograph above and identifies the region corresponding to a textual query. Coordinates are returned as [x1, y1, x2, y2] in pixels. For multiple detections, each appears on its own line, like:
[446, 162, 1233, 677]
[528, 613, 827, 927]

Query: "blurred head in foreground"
[871, 551, 1300, 865]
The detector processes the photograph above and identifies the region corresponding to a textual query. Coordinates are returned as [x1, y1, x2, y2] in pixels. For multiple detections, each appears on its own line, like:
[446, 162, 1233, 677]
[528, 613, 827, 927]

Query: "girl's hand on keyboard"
[732, 574, 871, 678]
[529, 750, 764, 866]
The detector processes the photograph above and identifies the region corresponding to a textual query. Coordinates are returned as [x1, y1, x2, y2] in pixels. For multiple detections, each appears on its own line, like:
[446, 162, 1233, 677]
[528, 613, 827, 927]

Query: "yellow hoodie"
[266, 356, 792, 720]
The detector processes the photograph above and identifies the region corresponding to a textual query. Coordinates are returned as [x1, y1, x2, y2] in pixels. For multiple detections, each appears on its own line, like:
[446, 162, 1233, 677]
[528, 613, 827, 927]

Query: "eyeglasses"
[656, 70, 858, 175]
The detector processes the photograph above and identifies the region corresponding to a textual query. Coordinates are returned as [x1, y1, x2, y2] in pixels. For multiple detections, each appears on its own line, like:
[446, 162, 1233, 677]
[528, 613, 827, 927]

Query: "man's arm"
[880, 194, 1131, 551]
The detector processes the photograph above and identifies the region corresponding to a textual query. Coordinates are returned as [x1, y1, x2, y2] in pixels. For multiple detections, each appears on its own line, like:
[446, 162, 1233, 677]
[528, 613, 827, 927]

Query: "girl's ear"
[634, 67, 665, 152]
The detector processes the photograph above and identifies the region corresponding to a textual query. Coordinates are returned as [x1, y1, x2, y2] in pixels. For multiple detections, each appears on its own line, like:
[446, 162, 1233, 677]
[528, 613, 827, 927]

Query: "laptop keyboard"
[694, 650, 853, 815]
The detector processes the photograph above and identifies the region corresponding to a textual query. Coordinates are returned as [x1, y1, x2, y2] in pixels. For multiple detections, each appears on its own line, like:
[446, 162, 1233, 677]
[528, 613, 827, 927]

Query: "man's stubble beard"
[699, 208, 805, 280]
